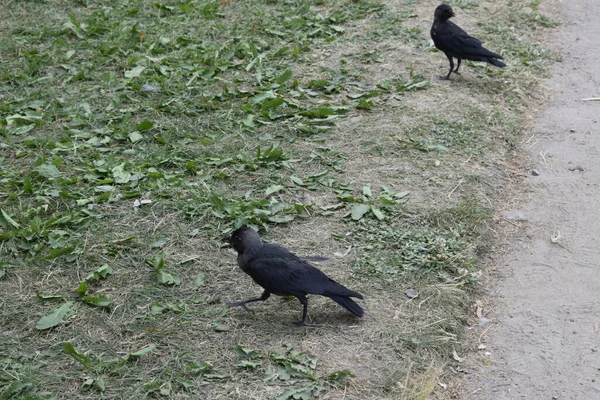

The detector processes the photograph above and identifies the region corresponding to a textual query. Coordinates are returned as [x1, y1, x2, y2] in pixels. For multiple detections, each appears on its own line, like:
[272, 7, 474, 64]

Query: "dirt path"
[464, 1, 600, 399]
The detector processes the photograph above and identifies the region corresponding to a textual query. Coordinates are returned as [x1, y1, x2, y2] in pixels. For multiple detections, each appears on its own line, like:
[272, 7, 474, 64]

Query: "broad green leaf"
[185, 361, 213, 374]
[145, 253, 165, 270]
[242, 114, 255, 127]
[135, 120, 154, 131]
[268, 215, 295, 223]
[45, 245, 75, 260]
[129, 131, 144, 143]
[129, 344, 156, 357]
[36, 301, 75, 330]
[265, 185, 285, 196]
[84, 264, 113, 282]
[62, 342, 91, 368]
[275, 69, 293, 85]
[124, 65, 145, 79]
[252, 91, 276, 105]
[371, 206, 385, 220]
[351, 204, 370, 220]
[290, 176, 304, 186]
[235, 345, 262, 358]
[156, 269, 180, 286]
[82, 295, 113, 308]
[362, 185, 372, 198]
[112, 164, 132, 183]
[0, 209, 20, 229]
[34, 164, 61, 179]
[195, 272, 205, 286]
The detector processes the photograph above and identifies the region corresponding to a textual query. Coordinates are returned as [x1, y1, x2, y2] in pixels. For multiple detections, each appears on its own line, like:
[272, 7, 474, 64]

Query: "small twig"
[539, 151, 549, 166]
[581, 97, 600, 101]
[478, 323, 495, 343]
[447, 179, 463, 198]
[524, 134, 535, 144]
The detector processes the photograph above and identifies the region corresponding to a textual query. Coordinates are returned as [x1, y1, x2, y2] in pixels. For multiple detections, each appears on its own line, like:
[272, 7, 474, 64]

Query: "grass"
[0, 0, 558, 399]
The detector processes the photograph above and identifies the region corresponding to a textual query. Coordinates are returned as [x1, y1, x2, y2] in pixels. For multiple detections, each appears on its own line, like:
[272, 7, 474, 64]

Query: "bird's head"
[434, 4, 455, 21]
[222, 226, 262, 254]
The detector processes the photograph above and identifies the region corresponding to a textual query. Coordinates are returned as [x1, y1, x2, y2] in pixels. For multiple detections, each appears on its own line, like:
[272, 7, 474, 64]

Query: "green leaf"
[0, 209, 20, 229]
[34, 163, 61, 179]
[326, 369, 355, 386]
[76, 281, 88, 296]
[45, 245, 75, 260]
[0, 267, 5, 280]
[235, 345, 262, 358]
[62, 342, 91, 368]
[195, 272, 205, 286]
[129, 344, 156, 357]
[84, 264, 113, 282]
[266, 185, 285, 196]
[276, 383, 324, 400]
[150, 237, 169, 248]
[362, 185, 372, 198]
[112, 164, 132, 183]
[371, 206, 385, 220]
[252, 91, 276, 105]
[135, 120, 154, 131]
[129, 131, 144, 143]
[156, 269, 181, 286]
[351, 204, 370, 220]
[212, 323, 230, 332]
[124, 65, 145, 79]
[36, 301, 75, 330]
[82, 295, 113, 308]
[145, 253, 165, 270]
[36, 292, 66, 301]
[275, 69, 293, 85]
[290, 176, 304, 186]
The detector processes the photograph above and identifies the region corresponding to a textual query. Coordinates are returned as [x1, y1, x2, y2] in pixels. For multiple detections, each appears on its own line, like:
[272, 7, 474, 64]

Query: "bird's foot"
[224, 301, 254, 313]
[439, 75, 451, 80]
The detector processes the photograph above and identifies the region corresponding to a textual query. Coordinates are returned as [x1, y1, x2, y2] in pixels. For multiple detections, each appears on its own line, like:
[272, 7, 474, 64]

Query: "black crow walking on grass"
[430, 4, 505, 80]
[223, 227, 364, 325]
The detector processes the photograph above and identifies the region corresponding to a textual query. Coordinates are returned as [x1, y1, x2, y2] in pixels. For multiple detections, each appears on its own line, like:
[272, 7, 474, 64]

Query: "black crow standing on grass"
[430, 4, 505, 80]
[223, 227, 364, 325]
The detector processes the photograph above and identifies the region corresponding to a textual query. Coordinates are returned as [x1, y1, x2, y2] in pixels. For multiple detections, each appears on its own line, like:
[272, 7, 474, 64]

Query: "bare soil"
[463, 0, 600, 398]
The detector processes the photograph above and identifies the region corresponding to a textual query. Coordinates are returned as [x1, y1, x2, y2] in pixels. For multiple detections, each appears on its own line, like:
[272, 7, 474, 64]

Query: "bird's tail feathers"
[328, 295, 364, 317]
[487, 58, 506, 68]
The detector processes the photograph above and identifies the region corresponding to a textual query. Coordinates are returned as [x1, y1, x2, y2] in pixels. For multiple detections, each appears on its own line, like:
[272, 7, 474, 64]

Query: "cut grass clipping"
[0, 0, 557, 399]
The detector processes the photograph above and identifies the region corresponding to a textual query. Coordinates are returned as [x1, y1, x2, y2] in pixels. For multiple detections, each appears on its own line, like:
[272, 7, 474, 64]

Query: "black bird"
[430, 4, 505, 80]
[223, 227, 364, 325]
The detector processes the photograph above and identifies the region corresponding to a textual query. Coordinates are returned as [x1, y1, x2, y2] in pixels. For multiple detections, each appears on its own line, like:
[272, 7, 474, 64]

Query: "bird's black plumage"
[430, 4, 505, 79]
[223, 227, 364, 325]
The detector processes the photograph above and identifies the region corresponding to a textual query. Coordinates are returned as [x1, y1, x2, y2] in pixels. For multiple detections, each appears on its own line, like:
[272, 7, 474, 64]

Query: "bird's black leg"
[293, 296, 309, 326]
[454, 59, 461, 73]
[225, 290, 271, 313]
[443, 54, 454, 80]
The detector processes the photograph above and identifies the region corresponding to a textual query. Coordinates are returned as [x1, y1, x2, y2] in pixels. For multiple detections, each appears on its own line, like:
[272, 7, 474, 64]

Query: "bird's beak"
[222, 235, 232, 243]
[451, 12, 455, 17]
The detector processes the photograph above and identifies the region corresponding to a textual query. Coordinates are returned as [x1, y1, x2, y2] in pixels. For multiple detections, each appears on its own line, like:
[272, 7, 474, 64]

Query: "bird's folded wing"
[244, 256, 309, 295]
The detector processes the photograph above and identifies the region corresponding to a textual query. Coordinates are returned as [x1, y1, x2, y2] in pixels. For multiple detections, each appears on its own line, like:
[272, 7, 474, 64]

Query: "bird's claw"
[224, 301, 255, 313]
